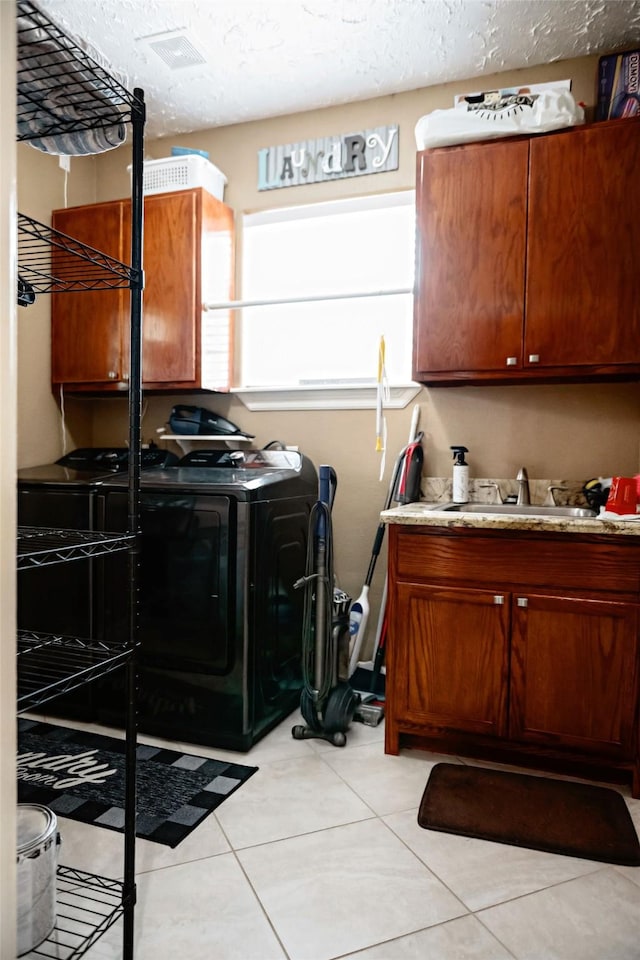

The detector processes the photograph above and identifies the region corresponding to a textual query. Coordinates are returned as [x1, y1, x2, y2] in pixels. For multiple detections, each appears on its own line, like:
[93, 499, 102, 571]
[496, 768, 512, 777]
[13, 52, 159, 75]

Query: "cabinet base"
[386, 727, 640, 799]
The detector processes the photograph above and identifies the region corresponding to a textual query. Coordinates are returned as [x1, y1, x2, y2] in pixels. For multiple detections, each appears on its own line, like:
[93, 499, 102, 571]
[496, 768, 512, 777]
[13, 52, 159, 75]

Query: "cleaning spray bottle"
[450, 446, 469, 503]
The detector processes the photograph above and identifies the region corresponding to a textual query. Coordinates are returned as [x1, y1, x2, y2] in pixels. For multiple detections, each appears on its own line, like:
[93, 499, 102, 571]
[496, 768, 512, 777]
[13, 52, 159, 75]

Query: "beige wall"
[16, 53, 640, 654]
[17, 145, 96, 464]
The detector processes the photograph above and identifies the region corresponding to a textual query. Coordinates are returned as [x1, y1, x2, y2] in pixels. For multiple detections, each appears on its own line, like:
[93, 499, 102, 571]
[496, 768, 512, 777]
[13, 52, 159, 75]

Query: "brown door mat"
[418, 762, 640, 866]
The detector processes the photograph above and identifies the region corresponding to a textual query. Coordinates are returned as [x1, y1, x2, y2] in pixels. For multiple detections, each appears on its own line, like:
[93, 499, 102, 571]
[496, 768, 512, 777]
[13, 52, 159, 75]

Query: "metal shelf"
[17, 213, 140, 296]
[15, 0, 144, 954]
[17, 632, 134, 713]
[17, 0, 143, 139]
[22, 866, 126, 959]
[17, 526, 134, 569]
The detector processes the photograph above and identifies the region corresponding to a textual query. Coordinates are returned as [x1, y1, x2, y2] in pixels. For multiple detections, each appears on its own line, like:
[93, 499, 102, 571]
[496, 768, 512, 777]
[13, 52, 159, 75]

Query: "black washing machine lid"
[17, 463, 121, 487]
[57, 447, 130, 469]
[17, 447, 179, 488]
[58, 447, 179, 469]
[100, 450, 318, 501]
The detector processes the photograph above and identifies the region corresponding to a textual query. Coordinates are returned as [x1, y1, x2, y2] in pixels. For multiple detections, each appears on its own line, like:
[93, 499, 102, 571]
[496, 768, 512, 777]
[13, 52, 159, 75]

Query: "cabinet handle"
[517, 597, 528, 608]
[506, 357, 518, 366]
[493, 595, 505, 605]
[528, 354, 540, 363]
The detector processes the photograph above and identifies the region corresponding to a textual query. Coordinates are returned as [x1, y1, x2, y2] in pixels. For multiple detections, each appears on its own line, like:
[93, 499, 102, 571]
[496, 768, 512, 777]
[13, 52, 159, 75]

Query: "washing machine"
[17, 446, 178, 717]
[93, 447, 318, 750]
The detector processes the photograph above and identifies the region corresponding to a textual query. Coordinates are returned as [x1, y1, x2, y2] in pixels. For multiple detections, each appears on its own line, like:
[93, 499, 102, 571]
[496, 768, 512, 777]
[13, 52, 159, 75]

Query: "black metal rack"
[17, 632, 133, 713]
[17, 0, 140, 137]
[17, 527, 135, 568]
[17, 213, 140, 294]
[15, 1, 145, 957]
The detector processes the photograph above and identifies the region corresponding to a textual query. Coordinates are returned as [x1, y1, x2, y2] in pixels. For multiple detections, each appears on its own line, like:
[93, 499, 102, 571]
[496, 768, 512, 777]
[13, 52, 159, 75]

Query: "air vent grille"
[147, 34, 206, 70]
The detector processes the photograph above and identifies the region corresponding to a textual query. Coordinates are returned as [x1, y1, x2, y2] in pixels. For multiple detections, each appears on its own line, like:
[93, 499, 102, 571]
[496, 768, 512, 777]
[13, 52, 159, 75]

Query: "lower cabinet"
[509, 593, 639, 757]
[385, 525, 640, 797]
[395, 583, 510, 738]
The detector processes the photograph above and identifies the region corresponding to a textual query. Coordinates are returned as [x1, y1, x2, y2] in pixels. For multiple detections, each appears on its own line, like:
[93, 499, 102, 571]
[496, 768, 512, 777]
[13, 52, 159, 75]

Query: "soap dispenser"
[450, 446, 469, 503]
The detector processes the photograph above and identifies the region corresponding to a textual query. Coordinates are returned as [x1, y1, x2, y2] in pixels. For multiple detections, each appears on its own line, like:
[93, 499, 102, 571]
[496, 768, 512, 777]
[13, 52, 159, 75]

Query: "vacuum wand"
[313, 537, 327, 698]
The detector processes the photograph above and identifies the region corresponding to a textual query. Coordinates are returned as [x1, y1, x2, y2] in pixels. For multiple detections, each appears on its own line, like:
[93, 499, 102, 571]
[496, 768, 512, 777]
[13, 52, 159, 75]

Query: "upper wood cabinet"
[51, 201, 129, 386]
[52, 187, 234, 392]
[413, 117, 640, 384]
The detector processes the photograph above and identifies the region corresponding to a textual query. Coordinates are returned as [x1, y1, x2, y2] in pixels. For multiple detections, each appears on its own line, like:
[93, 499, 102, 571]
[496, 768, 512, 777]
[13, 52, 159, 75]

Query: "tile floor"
[36, 709, 640, 960]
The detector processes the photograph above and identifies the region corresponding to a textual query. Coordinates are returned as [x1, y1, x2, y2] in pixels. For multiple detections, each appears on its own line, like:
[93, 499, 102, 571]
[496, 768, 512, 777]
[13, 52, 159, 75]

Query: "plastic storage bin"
[129, 154, 227, 200]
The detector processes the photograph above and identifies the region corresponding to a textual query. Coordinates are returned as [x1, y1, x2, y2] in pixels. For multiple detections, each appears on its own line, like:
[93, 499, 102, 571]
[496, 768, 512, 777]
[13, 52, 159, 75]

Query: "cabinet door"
[413, 139, 528, 378]
[525, 119, 640, 368]
[141, 191, 198, 385]
[199, 191, 235, 392]
[510, 594, 639, 758]
[393, 582, 510, 737]
[52, 202, 127, 385]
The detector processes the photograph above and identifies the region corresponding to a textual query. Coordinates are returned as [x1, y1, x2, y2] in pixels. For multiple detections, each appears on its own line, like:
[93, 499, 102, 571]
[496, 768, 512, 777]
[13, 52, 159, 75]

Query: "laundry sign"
[257, 125, 399, 191]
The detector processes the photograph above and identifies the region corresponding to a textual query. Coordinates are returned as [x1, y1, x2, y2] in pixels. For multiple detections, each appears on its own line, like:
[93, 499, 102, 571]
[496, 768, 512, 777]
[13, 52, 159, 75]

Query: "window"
[234, 191, 418, 409]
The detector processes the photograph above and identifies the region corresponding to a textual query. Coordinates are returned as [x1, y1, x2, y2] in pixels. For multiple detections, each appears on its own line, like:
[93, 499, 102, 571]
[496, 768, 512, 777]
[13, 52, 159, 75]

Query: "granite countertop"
[379, 476, 640, 537]
[380, 501, 640, 536]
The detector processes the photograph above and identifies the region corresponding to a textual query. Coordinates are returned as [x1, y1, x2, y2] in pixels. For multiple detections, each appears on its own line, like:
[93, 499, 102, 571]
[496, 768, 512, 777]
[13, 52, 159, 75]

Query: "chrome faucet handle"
[479, 482, 504, 504]
[544, 484, 569, 507]
[516, 466, 530, 505]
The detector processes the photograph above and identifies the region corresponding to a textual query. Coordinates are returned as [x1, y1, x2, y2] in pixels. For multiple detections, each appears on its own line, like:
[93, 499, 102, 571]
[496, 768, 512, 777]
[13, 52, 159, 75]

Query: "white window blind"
[238, 191, 416, 395]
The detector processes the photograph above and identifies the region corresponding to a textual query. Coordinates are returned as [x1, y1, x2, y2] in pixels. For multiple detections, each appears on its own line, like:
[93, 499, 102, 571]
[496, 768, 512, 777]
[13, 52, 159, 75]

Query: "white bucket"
[16, 804, 59, 956]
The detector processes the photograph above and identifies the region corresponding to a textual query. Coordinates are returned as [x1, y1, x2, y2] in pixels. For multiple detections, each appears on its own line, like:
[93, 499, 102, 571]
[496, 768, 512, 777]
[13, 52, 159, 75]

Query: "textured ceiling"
[36, 0, 640, 140]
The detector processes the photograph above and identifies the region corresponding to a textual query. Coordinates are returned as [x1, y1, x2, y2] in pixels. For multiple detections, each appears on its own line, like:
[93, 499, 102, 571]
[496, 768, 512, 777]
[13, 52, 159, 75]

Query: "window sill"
[231, 383, 421, 412]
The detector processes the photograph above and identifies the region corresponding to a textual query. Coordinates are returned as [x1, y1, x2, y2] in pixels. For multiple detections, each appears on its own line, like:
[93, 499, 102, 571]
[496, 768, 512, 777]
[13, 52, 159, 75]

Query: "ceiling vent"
[139, 30, 207, 70]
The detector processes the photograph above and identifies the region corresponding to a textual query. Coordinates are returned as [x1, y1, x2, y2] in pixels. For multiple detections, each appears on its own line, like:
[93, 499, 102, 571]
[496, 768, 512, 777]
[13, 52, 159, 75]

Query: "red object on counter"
[606, 477, 639, 515]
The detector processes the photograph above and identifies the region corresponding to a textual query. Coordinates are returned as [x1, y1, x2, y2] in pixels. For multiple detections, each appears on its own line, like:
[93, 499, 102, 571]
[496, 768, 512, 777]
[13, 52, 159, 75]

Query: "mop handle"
[408, 403, 420, 444]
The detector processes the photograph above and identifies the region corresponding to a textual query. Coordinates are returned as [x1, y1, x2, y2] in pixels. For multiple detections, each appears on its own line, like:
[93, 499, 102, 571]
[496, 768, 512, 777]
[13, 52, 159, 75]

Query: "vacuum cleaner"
[292, 465, 360, 746]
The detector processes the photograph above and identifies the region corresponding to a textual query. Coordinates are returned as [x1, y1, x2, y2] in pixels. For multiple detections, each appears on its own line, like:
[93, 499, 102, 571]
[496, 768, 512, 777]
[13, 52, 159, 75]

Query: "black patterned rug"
[17, 719, 258, 848]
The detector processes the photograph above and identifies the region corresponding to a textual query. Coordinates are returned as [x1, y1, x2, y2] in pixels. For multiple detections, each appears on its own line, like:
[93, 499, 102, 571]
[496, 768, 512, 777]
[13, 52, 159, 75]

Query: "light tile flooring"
[39, 710, 640, 960]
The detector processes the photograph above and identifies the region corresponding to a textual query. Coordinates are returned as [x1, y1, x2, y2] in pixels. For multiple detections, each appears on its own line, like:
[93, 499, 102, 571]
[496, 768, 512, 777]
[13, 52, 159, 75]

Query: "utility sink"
[441, 503, 597, 518]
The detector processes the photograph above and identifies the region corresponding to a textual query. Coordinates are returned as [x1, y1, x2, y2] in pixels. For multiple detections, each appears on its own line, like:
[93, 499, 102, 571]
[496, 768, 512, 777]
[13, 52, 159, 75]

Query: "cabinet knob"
[528, 354, 540, 363]
[517, 597, 528, 608]
[493, 595, 505, 605]
[108, 370, 117, 379]
[506, 357, 518, 366]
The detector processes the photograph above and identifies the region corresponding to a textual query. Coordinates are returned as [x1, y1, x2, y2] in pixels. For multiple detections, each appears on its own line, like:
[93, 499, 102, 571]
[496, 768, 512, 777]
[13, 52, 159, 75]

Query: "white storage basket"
[129, 155, 227, 200]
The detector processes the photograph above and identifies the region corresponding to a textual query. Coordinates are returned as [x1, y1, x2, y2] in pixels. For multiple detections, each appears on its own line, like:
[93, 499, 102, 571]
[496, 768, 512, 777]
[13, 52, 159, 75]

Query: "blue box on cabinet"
[596, 50, 640, 120]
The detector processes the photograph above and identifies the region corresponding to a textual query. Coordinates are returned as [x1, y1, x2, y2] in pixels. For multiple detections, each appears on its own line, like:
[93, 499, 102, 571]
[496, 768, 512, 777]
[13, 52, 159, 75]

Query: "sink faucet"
[516, 467, 530, 505]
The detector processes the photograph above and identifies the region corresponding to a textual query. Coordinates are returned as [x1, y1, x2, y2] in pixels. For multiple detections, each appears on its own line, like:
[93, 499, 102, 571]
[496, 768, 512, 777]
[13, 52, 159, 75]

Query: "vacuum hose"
[293, 465, 359, 746]
[299, 499, 335, 706]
